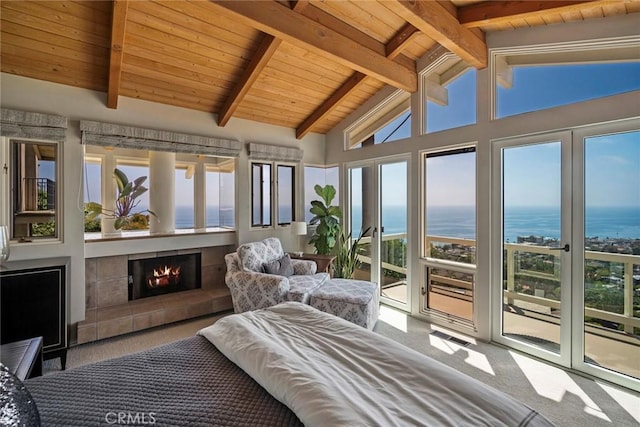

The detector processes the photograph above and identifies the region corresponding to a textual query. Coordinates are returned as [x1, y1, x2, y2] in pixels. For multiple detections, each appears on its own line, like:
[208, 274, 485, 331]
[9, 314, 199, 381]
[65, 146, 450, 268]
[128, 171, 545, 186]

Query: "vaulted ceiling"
[2, 1, 638, 138]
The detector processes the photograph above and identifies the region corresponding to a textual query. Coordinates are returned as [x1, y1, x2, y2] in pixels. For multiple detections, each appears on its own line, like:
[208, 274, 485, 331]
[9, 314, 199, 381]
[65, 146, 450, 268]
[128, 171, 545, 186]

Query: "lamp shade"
[291, 221, 307, 236]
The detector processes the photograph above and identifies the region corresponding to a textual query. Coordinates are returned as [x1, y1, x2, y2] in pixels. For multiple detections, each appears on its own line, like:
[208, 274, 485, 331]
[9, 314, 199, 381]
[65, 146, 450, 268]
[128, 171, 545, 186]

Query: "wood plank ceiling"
[2, 1, 638, 138]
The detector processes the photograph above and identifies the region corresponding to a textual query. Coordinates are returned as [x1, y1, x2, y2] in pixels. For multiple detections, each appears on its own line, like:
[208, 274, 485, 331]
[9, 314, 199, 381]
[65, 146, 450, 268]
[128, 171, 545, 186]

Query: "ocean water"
[177, 204, 639, 241]
[352, 205, 639, 242]
[175, 206, 234, 229]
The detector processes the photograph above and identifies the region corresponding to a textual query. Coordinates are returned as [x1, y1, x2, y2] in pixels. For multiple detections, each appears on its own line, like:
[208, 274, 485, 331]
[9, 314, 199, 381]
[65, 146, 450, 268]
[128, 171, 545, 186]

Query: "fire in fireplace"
[148, 264, 182, 288]
[128, 253, 201, 300]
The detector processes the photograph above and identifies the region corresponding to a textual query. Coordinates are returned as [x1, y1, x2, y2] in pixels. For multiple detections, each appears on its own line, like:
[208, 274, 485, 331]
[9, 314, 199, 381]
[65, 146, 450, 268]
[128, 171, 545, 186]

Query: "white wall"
[0, 73, 326, 323]
[324, 14, 640, 339]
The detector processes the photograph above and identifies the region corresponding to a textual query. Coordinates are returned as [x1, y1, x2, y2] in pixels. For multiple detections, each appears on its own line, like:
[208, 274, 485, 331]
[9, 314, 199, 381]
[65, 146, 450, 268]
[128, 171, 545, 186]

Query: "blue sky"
[374, 61, 640, 208]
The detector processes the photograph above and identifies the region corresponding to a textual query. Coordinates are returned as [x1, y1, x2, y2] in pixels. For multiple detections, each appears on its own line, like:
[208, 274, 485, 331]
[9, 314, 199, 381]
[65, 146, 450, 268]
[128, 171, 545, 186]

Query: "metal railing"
[22, 177, 55, 211]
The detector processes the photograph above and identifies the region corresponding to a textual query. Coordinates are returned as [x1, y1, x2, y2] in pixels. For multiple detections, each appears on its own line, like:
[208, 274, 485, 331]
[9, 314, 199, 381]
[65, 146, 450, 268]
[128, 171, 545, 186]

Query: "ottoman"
[309, 279, 379, 330]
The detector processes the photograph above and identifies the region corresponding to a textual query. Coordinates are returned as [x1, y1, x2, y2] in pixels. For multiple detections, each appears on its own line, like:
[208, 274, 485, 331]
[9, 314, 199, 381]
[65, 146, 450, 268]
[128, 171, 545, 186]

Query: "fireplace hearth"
[128, 253, 201, 301]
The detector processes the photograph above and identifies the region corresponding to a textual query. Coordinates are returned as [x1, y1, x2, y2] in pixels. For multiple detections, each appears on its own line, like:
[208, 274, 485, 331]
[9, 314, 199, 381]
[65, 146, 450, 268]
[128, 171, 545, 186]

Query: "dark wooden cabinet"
[0, 265, 67, 369]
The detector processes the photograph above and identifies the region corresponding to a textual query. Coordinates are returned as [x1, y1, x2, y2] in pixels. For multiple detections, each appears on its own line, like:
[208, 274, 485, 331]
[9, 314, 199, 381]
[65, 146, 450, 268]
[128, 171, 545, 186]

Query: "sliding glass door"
[493, 123, 639, 390]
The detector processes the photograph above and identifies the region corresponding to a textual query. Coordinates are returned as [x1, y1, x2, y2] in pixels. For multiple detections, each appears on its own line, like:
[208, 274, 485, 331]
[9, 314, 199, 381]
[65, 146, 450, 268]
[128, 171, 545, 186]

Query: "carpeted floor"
[44, 306, 639, 427]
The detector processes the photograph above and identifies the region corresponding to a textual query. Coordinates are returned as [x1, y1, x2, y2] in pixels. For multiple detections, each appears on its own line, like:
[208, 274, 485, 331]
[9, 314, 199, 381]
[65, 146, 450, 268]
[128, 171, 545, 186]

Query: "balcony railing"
[355, 234, 639, 336]
[22, 177, 55, 211]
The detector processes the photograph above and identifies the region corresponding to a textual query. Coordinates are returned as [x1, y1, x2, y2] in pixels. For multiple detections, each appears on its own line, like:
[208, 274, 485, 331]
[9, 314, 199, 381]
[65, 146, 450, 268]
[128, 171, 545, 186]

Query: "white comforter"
[199, 302, 554, 427]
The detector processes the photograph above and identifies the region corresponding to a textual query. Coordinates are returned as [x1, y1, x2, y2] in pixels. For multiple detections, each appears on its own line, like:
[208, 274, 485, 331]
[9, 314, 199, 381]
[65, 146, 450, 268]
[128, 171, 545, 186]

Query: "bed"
[24, 302, 554, 426]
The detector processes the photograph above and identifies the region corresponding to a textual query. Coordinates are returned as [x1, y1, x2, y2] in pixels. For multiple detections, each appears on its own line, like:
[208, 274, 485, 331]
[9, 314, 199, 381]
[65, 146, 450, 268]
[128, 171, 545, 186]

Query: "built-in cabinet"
[0, 265, 67, 368]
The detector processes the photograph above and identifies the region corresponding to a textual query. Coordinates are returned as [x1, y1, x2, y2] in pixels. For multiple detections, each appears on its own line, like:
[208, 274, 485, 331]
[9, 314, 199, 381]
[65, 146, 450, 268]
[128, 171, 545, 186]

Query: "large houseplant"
[308, 184, 342, 255]
[85, 168, 156, 230]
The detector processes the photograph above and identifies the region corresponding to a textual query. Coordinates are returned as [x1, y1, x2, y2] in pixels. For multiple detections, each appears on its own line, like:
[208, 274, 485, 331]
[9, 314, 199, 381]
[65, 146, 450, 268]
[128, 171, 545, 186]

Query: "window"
[424, 147, 476, 263]
[175, 164, 194, 229]
[497, 62, 640, 118]
[84, 156, 102, 233]
[10, 140, 59, 240]
[494, 46, 640, 119]
[422, 147, 476, 322]
[206, 162, 235, 228]
[425, 68, 476, 133]
[115, 162, 151, 230]
[251, 162, 298, 228]
[81, 128, 241, 240]
[345, 90, 411, 150]
[304, 166, 338, 222]
[421, 53, 476, 134]
[277, 165, 295, 225]
[251, 163, 271, 227]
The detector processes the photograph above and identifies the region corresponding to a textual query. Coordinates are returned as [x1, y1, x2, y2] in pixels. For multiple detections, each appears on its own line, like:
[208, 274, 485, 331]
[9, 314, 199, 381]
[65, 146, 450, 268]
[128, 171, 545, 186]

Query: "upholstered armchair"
[225, 237, 329, 313]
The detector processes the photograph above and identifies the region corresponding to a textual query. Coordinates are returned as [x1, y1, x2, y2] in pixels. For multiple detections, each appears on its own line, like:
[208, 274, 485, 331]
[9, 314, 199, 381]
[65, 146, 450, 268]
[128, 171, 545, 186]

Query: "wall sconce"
[0, 225, 10, 262]
[291, 221, 307, 257]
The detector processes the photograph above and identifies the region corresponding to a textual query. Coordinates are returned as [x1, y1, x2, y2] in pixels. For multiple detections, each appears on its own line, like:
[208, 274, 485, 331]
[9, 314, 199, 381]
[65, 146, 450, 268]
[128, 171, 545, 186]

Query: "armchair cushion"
[264, 254, 294, 277]
[237, 237, 284, 273]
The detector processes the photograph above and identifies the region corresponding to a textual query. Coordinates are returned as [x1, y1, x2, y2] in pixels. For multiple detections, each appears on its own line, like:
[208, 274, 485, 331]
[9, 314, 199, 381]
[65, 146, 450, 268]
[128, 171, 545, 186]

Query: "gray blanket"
[25, 336, 302, 427]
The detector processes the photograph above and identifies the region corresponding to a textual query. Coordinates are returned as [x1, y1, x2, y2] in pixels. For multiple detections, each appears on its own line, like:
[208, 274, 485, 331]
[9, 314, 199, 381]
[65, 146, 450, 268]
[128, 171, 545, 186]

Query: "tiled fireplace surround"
[77, 245, 234, 344]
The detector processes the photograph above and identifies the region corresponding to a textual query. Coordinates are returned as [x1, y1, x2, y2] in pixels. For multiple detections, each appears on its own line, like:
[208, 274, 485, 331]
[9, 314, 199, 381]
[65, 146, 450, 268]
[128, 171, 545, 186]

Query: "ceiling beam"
[296, 24, 420, 139]
[458, 1, 607, 28]
[385, 0, 487, 69]
[209, 0, 417, 93]
[217, 35, 282, 126]
[217, 0, 309, 127]
[107, 0, 129, 109]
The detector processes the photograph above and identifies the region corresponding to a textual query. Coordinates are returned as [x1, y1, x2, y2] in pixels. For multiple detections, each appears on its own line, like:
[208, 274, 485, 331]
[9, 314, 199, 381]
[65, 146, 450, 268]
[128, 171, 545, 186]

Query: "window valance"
[80, 120, 242, 157]
[247, 142, 303, 162]
[1, 108, 68, 141]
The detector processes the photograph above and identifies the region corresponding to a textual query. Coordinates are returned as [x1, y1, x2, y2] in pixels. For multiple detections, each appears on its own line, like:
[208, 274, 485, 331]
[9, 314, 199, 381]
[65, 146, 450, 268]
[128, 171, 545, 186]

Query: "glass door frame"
[345, 154, 412, 312]
[572, 119, 640, 391]
[490, 130, 573, 368]
[492, 122, 640, 391]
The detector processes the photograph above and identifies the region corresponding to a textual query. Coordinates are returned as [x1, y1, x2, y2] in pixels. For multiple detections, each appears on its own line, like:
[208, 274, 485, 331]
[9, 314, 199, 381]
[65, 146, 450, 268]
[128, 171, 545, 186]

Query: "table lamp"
[291, 221, 307, 257]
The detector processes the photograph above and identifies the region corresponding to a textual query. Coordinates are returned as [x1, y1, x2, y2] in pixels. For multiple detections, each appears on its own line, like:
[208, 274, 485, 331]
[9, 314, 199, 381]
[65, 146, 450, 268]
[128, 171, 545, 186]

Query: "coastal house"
[1, 0, 638, 418]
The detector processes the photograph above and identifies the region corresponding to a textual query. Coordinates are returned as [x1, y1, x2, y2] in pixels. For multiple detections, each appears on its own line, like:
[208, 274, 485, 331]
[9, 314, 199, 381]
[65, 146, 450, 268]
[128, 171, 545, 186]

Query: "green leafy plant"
[85, 168, 156, 230]
[308, 184, 342, 255]
[334, 227, 371, 279]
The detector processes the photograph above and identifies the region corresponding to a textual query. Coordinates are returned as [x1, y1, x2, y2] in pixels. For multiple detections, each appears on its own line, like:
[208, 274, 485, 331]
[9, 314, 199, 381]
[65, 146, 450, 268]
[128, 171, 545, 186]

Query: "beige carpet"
[44, 307, 639, 427]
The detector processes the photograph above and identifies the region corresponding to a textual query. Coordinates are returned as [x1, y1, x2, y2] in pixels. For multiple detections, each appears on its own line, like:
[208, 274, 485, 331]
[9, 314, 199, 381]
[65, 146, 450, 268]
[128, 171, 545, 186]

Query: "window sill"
[84, 227, 234, 243]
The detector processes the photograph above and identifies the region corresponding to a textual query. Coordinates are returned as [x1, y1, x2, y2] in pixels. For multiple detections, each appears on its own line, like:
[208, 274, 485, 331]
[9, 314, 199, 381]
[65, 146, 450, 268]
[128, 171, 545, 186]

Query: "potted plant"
[333, 227, 370, 279]
[85, 168, 156, 230]
[308, 184, 342, 255]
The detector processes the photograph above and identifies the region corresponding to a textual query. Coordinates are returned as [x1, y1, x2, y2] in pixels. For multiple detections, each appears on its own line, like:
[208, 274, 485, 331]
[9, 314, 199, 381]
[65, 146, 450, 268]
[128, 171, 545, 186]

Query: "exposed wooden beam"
[296, 73, 367, 139]
[217, 0, 309, 127]
[209, 0, 417, 93]
[296, 24, 420, 139]
[386, 0, 487, 69]
[386, 23, 420, 59]
[107, 0, 129, 109]
[458, 1, 607, 28]
[217, 35, 282, 126]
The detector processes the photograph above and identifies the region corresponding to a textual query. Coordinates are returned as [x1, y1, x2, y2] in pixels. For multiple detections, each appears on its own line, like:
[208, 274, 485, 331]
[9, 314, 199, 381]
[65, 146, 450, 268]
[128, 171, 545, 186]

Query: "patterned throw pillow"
[263, 254, 294, 277]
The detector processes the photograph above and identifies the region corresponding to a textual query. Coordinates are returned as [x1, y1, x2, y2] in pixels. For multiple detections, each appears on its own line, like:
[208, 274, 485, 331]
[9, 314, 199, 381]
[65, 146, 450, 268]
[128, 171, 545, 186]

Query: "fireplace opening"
[128, 253, 201, 301]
